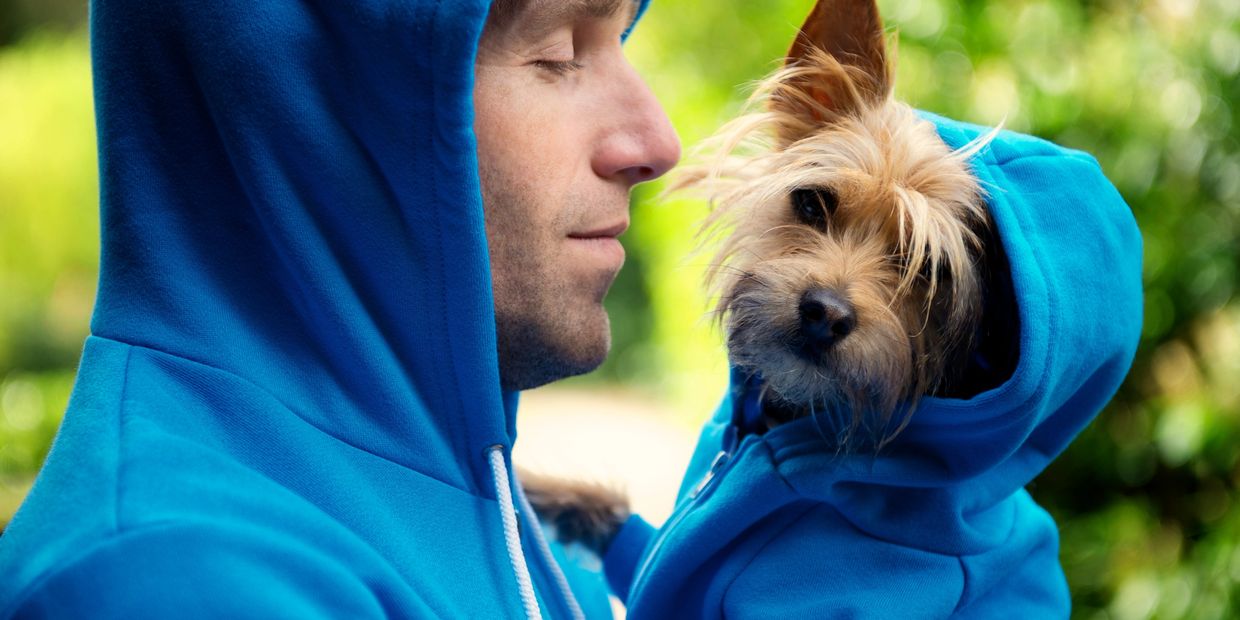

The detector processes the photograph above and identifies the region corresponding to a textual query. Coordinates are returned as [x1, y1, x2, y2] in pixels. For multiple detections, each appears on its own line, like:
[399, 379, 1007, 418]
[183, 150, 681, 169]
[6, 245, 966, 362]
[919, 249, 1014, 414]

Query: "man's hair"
[487, 0, 525, 28]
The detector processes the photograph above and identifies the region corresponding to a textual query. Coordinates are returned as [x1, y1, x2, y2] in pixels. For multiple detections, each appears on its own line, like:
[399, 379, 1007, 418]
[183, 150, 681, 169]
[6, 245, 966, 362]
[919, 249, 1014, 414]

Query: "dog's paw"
[518, 468, 631, 556]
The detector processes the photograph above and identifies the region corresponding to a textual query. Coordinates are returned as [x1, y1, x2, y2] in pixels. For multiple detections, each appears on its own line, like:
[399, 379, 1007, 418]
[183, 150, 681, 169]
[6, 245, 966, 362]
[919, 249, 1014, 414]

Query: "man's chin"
[499, 350, 608, 392]
[497, 313, 612, 392]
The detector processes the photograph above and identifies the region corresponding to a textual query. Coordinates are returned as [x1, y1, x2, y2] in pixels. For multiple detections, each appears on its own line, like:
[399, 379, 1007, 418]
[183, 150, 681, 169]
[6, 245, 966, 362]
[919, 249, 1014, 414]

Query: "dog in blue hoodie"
[570, 0, 1142, 617]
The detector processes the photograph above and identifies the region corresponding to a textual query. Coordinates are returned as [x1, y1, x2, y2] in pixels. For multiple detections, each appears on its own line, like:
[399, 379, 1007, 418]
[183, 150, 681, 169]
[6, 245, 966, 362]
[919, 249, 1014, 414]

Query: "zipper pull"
[689, 450, 730, 499]
[628, 428, 745, 601]
[688, 425, 741, 500]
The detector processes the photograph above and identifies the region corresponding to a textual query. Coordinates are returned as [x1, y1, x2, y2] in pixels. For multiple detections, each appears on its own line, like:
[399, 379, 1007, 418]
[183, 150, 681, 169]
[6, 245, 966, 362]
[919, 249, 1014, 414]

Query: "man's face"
[474, 0, 680, 391]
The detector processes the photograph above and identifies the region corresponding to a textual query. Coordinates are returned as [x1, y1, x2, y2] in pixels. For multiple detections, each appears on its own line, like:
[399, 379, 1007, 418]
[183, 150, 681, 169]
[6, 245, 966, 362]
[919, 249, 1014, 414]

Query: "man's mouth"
[567, 219, 628, 267]
[567, 219, 629, 240]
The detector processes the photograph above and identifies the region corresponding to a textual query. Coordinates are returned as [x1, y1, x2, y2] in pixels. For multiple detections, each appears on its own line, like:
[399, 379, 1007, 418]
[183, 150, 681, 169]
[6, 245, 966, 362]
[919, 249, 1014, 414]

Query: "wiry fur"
[675, 44, 1000, 447]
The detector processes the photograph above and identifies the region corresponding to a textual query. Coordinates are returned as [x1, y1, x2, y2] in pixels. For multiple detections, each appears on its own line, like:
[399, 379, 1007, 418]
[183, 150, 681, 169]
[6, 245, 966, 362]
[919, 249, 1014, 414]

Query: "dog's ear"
[771, 0, 891, 138]
[788, 0, 889, 84]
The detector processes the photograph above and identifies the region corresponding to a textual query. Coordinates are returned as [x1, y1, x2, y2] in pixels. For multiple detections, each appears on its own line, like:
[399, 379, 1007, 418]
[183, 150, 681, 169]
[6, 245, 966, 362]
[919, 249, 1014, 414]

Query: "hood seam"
[423, 0, 484, 491]
[111, 345, 134, 535]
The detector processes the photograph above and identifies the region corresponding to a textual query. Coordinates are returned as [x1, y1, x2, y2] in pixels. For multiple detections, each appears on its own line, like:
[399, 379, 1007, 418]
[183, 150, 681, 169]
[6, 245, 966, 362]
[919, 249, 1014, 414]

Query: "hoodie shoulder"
[5, 521, 425, 619]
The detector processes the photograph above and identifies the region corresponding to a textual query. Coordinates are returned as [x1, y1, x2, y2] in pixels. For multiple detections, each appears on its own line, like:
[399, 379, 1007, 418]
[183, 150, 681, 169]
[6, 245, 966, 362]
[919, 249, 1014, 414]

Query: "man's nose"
[592, 63, 681, 187]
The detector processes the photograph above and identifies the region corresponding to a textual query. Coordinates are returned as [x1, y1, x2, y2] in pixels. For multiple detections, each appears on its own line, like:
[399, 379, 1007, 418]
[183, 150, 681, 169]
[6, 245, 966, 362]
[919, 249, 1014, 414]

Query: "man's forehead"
[491, 0, 640, 40]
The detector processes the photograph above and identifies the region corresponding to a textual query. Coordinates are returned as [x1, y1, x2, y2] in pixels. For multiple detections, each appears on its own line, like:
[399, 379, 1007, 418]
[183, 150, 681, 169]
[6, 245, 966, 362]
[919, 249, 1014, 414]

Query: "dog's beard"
[722, 243, 911, 414]
[691, 106, 991, 444]
[672, 22, 999, 446]
[718, 229, 977, 441]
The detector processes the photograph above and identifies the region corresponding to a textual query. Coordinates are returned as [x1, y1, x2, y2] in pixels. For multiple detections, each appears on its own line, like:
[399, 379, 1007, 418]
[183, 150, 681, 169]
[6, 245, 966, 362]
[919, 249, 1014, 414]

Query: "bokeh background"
[1, 0, 1237, 617]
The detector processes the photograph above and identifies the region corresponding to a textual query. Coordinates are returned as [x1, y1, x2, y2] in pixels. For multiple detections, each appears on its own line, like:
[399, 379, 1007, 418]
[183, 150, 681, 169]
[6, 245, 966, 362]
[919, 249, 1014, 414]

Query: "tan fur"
[674, 3, 1001, 446]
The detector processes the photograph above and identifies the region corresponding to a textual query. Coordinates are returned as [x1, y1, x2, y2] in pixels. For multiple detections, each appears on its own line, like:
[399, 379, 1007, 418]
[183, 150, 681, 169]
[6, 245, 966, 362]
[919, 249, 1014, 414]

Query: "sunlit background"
[2, 0, 1238, 617]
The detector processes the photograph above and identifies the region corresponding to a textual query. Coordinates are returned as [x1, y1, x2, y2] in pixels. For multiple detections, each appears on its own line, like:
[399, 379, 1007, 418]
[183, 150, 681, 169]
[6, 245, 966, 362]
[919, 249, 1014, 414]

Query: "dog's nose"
[799, 288, 856, 351]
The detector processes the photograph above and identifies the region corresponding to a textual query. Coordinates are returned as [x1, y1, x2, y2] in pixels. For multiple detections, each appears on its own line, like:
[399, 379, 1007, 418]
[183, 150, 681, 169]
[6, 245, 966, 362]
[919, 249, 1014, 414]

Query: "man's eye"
[532, 60, 584, 75]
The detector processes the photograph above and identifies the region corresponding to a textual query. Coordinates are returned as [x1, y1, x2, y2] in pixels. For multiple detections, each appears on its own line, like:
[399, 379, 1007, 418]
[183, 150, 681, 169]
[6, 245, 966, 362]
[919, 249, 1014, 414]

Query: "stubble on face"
[479, 163, 620, 392]
[475, 0, 673, 392]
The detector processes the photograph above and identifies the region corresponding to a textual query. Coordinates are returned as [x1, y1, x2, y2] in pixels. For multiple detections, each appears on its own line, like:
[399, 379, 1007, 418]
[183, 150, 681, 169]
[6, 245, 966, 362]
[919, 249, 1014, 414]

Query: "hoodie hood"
[89, 0, 650, 498]
[89, 0, 503, 493]
[92, 0, 513, 494]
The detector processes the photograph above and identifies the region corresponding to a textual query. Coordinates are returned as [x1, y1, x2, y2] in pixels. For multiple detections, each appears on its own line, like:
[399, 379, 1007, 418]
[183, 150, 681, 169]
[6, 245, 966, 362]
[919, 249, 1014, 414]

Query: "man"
[476, 0, 679, 392]
[0, 0, 677, 617]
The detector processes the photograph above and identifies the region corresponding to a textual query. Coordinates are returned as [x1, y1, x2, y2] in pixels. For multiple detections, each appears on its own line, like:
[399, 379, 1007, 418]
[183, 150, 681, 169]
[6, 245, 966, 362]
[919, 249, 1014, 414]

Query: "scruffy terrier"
[524, 0, 1018, 556]
[681, 1, 1018, 446]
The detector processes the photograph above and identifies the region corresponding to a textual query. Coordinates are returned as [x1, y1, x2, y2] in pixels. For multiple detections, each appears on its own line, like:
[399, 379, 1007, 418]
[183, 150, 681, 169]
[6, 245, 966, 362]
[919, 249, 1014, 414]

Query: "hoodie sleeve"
[8, 524, 429, 619]
[602, 514, 656, 603]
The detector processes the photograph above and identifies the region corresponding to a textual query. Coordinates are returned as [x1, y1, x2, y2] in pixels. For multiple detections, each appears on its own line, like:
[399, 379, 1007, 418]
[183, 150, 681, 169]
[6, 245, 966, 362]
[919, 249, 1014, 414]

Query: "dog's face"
[685, 0, 1000, 436]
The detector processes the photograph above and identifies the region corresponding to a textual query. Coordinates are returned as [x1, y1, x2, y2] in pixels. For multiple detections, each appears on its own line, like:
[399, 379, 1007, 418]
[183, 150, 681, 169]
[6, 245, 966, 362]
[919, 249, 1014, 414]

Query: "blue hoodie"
[602, 113, 1143, 618]
[0, 0, 649, 617]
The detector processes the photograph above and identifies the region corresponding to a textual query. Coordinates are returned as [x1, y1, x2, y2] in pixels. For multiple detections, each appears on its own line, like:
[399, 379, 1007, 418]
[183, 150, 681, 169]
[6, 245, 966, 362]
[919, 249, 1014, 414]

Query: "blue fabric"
[608, 114, 1143, 618]
[603, 514, 656, 601]
[0, 0, 648, 616]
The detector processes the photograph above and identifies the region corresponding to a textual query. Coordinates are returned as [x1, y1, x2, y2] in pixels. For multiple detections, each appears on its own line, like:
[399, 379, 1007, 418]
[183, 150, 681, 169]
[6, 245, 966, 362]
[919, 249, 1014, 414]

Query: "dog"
[678, 2, 1019, 447]
[523, 0, 1020, 555]
[522, 2, 1146, 615]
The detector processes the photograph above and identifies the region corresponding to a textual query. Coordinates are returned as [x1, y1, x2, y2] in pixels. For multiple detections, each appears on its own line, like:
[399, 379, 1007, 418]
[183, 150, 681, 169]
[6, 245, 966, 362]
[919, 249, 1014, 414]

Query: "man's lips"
[567, 219, 628, 269]
[567, 219, 629, 240]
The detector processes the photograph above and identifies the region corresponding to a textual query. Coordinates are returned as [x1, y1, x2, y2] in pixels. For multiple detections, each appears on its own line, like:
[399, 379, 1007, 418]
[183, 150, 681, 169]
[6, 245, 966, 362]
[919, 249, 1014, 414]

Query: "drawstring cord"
[513, 471, 586, 620]
[488, 446, 542, 620]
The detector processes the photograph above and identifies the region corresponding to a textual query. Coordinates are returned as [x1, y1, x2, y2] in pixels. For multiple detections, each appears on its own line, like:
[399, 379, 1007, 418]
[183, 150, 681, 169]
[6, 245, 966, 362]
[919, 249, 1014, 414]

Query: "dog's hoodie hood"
[605, 114, 1142, 618]
[0, 1, 647, 617]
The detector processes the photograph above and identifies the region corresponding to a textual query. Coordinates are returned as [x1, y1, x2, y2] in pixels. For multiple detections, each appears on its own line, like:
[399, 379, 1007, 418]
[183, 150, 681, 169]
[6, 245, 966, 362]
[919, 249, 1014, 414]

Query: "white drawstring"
[513, 472, 586, 620]
[488, 446, 543, 620]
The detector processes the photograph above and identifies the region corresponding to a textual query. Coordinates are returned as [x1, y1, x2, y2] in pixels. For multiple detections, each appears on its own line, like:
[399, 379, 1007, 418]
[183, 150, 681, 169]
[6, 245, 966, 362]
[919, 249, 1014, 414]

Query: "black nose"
[799, 288, 856, 351]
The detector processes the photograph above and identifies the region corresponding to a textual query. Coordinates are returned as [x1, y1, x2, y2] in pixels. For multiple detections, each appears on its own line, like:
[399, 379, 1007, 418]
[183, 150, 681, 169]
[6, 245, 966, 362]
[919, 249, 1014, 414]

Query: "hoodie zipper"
[627, 430, 751, 601]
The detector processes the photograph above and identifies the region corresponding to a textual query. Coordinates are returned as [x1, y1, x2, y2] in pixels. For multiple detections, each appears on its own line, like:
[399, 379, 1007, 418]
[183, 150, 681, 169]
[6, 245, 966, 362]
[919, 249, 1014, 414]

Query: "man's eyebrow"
[516, 0, 640, 42]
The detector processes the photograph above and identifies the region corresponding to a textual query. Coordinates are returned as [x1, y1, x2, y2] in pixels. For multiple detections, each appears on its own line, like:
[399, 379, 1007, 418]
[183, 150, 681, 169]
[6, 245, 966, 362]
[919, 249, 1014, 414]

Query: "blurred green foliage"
[0, 0, 1237, 617]
[0, 30, 95, 518]
[0, 0, 85, 47]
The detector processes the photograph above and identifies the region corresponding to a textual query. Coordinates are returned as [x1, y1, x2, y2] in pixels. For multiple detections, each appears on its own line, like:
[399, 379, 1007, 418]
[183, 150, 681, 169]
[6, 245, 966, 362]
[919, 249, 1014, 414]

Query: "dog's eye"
[791, 188, 837, 230]
[916, 257, 952, 285]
